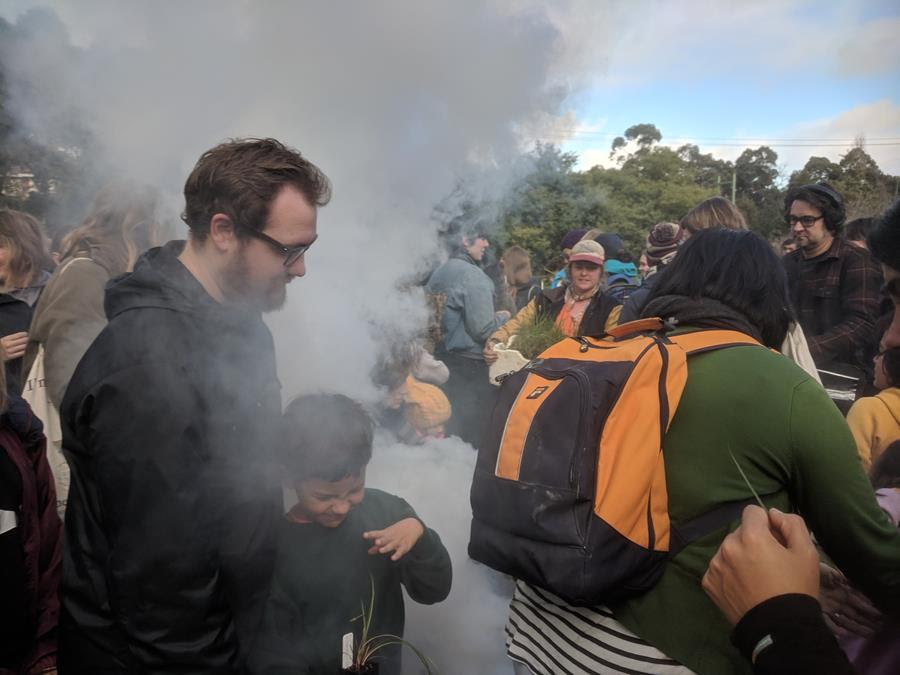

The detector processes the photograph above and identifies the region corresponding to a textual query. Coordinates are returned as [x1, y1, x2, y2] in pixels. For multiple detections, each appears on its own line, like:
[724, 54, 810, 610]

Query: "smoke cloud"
[0, 1, 608, 671]
[364, 434, 514, 674]
[0, 2, 602, 398]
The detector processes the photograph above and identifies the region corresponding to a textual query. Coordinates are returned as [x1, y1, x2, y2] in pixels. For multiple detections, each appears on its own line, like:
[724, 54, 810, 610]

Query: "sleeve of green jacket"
[788, 378, 900, 617]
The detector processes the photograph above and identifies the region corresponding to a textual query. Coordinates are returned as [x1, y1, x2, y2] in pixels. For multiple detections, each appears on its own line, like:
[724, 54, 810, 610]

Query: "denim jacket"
[425, 253, 506, 359]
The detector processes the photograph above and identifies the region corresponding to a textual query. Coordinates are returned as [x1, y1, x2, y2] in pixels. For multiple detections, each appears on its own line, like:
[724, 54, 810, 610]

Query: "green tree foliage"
[0, 11, 99, 233]
[790, 156, 842, 186]
[789, 144, 899, 222]
[734, 147, 782, 238]
[624, 123, 662, 148]
[496, 143, 605, 274]
[454, 124, 899, 284]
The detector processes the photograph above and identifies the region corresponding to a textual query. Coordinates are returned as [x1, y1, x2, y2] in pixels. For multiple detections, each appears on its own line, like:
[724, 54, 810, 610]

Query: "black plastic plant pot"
[340, 664, 379, 674]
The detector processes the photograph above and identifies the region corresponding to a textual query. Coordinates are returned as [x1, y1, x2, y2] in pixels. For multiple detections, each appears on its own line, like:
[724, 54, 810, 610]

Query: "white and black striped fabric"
[506, 581, 696, 675]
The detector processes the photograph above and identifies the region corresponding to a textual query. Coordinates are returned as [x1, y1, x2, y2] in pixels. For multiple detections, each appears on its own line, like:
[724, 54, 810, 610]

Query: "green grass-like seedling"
[728, 449, 766, 510]
[349, 574, 438, 674]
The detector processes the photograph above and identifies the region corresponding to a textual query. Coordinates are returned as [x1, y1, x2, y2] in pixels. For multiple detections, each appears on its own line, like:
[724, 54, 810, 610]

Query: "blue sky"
[551, 0, 900, 175]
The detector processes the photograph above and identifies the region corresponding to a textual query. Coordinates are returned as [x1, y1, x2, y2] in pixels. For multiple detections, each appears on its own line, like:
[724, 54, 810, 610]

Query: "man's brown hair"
[182, 138, 331, 241]
[681, 197, 748, 235]
[0, 209, 52, 288]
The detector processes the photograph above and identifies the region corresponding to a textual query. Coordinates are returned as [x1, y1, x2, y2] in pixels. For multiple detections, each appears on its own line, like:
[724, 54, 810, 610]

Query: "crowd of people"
[0, 136, 898, 675]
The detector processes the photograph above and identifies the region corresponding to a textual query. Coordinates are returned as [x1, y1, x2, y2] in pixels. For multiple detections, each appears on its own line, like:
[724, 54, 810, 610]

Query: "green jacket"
[612, 337, 900, 674]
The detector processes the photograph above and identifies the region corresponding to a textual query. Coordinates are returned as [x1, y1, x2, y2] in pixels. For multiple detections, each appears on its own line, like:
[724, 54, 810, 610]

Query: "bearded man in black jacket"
[57, 139, 330, 674]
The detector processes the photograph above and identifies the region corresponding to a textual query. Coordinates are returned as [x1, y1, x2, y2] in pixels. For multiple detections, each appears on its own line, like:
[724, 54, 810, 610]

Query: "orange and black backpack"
[468, 318, 763, 606]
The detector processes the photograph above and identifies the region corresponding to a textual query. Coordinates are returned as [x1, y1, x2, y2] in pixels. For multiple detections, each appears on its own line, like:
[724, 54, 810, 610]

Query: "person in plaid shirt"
[783, 183, 883, 370]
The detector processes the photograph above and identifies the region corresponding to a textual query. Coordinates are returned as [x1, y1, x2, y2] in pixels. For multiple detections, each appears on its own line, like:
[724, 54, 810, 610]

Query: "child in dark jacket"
[250, 394, 452, 675]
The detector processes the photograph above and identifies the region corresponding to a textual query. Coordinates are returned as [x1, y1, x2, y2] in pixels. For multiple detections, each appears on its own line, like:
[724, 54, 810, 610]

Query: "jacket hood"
[104, 240, 219, 320]
[877, 387, 900, 426]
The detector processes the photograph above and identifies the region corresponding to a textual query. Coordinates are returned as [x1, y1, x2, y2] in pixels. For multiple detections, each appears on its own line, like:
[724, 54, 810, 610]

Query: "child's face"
[293, 471, 366, 528]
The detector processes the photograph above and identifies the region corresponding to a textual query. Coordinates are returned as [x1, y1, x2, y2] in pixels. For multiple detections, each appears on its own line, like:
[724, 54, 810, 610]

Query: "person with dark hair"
[250, 393, 451, 674]
[588, 231, 626, 260]
[847, 344, 900, 470]
[868, 199, 900, 350]
[0, 364, 63, 675]
[57, 138, 330, 672]
[426, 227, 509, 448]
[578, 228, 899, 673]
[0, 210, 53, 395]
[846, 217, 876, 250]
[782, 182, 882, 370]
[619, 221, 684, 323]
[638, 251, 651, 279]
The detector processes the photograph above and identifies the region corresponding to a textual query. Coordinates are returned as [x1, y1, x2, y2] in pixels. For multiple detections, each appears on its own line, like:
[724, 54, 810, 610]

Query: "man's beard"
[221, 247, 288, 313]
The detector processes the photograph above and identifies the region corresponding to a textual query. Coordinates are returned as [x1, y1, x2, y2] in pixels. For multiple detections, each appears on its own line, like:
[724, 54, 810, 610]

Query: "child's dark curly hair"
[281, 393, 373, 482]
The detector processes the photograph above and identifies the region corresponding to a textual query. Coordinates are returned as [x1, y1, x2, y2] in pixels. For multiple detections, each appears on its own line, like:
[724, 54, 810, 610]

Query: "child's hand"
[363, 518, 424, 561]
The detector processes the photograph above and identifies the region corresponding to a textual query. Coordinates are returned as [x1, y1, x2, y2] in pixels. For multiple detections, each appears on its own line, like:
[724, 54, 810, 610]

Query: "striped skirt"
[506, 581, 696, 675]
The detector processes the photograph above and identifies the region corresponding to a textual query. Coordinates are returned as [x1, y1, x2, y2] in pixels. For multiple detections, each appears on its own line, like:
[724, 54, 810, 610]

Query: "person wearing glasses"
[782, 182, 882, 375]
[56, 139, 330, 673]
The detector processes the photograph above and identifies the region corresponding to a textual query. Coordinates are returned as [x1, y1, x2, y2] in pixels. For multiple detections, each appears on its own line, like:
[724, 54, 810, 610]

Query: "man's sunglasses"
[786, 215, 823, 228]
[237, 224, 315, 268]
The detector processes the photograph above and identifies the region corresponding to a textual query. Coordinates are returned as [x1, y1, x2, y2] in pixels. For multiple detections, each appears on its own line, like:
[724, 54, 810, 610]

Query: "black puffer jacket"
[58, 241, 283, 674]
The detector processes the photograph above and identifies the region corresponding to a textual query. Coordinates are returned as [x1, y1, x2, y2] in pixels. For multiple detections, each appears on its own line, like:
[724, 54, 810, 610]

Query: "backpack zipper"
[528, 365, 592, 490]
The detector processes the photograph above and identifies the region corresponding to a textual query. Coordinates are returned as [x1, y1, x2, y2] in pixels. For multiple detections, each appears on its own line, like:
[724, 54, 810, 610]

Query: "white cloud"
[837, 16, 900, 77]
[777, 100, 900, 174]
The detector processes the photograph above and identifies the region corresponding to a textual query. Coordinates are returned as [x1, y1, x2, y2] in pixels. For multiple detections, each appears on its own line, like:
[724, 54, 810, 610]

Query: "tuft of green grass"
[514, 313, 567, 359]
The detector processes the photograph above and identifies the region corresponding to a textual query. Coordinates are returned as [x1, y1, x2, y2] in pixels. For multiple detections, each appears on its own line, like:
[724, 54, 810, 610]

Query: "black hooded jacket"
[58, 241, 283, 674]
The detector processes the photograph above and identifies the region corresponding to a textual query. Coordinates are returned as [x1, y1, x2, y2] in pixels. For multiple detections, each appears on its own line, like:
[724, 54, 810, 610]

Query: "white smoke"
[0, 2, 600, 400]
[0, 2, 609, 672]
[366, 433, 514, 675]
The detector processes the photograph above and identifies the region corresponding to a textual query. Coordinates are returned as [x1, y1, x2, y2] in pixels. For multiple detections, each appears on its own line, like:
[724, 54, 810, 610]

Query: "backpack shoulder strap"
[667, 329, 762, 355]
[605, 317, 666, 339]
[669, 492, 780, 556]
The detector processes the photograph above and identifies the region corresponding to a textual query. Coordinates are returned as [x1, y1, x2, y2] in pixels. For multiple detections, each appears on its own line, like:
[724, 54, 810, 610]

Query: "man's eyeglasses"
[786, 215, 823, 228]
[237, 224, 315, 268]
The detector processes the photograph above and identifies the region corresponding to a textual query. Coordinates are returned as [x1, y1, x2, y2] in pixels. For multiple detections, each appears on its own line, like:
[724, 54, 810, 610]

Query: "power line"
[533, 130, 900, 142]
[524, 136, 900, 148]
